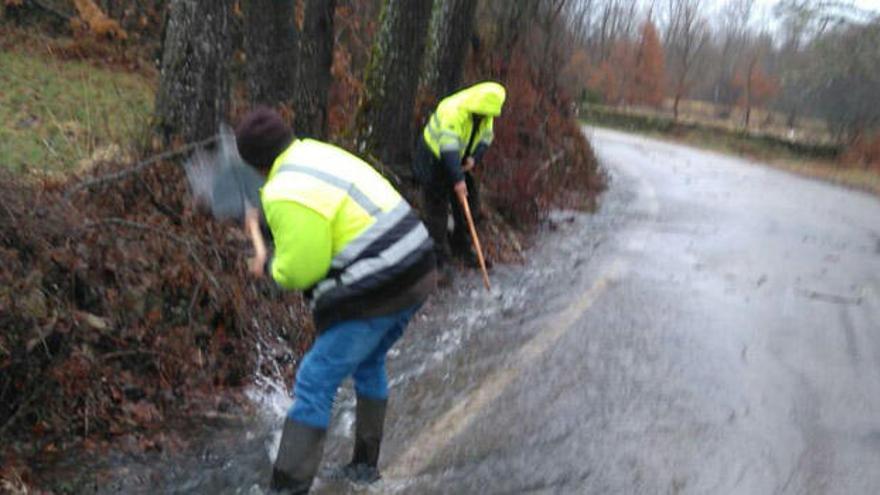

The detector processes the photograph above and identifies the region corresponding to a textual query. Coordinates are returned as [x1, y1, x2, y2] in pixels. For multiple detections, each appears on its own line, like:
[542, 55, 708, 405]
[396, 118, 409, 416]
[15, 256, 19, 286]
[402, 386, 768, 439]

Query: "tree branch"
[65, 136, 219, 200]
[0, 384, 45, 438]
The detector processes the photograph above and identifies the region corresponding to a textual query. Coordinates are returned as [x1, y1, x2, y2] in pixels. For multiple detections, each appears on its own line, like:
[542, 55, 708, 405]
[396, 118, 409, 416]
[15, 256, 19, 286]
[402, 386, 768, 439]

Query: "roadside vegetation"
[581, 103, 880, 196]
[564, 0, 879, 195]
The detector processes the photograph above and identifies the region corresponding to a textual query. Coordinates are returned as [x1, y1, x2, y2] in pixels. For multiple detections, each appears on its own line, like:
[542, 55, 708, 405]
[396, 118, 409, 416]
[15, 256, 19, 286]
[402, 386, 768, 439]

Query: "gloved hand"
[453, 179, 468, 198]
[245, 206, 268, 278]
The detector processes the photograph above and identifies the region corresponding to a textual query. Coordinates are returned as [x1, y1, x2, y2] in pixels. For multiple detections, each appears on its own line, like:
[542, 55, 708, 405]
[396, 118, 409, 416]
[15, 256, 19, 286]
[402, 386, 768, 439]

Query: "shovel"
[185, 125, 270, 274]
[455, 188, 491, 291]
[184, 125, 265, 225]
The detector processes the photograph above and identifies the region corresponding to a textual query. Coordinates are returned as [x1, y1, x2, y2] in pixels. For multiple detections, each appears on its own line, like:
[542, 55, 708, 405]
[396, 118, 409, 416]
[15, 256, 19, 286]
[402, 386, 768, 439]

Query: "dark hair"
[235, 107, 294, 171]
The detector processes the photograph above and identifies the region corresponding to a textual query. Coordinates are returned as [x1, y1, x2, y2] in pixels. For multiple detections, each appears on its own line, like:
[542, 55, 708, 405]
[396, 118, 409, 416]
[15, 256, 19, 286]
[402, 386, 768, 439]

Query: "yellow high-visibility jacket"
[422, 81, 506, 183]
[261, 139, 435, 330]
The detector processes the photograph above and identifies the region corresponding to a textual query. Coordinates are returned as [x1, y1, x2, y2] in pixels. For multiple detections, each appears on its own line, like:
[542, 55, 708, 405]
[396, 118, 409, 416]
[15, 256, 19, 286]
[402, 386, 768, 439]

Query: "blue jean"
[288, 304, 421, 429]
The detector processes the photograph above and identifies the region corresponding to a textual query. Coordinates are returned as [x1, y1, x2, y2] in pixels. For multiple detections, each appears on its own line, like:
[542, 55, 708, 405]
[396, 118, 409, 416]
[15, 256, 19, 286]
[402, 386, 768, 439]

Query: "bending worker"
[413, 81, 506, 273]
[236, 107, 436, 493]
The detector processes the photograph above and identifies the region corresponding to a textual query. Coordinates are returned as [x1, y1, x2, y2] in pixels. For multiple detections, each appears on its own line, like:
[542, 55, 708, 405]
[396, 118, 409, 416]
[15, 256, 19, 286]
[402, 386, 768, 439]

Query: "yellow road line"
[388, 142, 658, 480]
[389, 259, 627, 478]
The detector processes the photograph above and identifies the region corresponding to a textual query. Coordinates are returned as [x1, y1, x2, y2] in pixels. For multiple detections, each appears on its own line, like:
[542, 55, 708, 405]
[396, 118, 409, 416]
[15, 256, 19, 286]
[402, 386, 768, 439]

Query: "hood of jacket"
[455, 81, 506, 117]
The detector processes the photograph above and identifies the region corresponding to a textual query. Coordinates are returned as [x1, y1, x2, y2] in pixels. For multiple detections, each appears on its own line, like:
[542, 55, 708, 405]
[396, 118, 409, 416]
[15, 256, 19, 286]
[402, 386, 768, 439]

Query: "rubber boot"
[451, 241, 480, 268]
[350, 395, 387, 475]
[271, 419, 326, 494]
[437, 261, 456, 288]
[451, 239, 494, 269]
[325, 396, 387, 484]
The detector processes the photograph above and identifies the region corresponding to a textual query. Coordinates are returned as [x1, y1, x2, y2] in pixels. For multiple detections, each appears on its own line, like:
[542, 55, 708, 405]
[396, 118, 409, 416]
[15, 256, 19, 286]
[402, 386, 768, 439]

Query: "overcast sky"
[642, 0, 880, 23]
[753, 0, 880, 13]
[700, 0, 880, 32]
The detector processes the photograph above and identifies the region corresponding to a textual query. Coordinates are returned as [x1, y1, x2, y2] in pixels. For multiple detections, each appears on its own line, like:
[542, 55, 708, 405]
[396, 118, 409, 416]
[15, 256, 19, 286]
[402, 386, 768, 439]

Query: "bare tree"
[593, 0, 640, 64]
[155, 0, 235, 143]
[773, 1, 879, 138]
[804, 20, 880, 142]
[536, 0, 572, 94]
[736, 33, 776, 128]
[483, 0, 541, 73]
[565, 0, 596, 47]
[663, 0, 708, 120]
[772, 2, 812, 128]
[713, 0, 754, 107]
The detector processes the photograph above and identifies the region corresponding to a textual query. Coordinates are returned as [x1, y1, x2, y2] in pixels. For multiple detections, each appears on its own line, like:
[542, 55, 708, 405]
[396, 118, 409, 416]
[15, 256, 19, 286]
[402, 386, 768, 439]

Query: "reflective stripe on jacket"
[423, 81, 506, 161]
[261, 139, 435, 330]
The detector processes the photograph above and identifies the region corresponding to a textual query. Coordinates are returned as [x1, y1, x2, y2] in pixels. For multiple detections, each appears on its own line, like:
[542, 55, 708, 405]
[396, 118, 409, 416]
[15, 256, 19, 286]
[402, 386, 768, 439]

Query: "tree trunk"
[673, 92, 682, 121]
[427, 0, 477, 98]
[294, 0, 336, 138]
[243, 0, 297, 107]
[155, 0, 235, 143]
[743, 57, 756, 129]
[786, 109, 798, 129]
[360, 0, 434, 175]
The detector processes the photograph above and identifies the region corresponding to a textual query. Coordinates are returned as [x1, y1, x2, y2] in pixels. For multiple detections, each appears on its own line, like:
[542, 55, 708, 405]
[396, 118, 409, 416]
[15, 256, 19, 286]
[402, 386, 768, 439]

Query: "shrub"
[844, 132, 880, 171]
[0, 161, 309, 456]
[479, 55, 603, 226]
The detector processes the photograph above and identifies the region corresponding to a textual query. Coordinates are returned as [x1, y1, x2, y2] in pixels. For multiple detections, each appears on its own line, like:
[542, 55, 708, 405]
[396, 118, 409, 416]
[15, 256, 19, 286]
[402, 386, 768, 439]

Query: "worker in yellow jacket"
[235, 108, 436, 493]
[413, 81, 506, 273]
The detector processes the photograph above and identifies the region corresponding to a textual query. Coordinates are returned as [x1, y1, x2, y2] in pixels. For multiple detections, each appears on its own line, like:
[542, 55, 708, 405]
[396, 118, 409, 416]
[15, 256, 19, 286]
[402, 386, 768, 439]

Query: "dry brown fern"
[71, 0, 127, 40]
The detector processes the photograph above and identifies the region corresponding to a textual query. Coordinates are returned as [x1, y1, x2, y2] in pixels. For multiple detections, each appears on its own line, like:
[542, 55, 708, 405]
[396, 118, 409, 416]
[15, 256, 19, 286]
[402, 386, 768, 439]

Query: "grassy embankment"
[582, 104, 880, 196]
[0, 48, 153, 175]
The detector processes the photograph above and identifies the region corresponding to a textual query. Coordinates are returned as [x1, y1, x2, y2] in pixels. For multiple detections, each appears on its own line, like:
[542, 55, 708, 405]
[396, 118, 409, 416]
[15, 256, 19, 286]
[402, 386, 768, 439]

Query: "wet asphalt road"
[327, 127, 880, 494]
[78, 127, 880, 494]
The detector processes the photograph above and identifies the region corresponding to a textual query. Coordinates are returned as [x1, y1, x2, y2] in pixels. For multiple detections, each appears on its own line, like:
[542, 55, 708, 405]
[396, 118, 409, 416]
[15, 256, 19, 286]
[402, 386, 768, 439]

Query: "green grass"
[0, 49, 154, 175]
[581, 104, 840, 160]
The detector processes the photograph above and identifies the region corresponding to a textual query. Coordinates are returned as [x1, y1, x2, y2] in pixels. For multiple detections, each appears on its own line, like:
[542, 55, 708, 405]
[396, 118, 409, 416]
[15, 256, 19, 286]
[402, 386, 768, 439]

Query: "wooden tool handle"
[455, 189, 491, 291]
[245, 206, 268, 276]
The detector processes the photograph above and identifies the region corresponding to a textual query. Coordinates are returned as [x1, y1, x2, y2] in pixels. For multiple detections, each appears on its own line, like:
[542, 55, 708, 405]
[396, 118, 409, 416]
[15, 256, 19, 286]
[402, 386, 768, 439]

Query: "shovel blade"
[185, 126, 265, 223]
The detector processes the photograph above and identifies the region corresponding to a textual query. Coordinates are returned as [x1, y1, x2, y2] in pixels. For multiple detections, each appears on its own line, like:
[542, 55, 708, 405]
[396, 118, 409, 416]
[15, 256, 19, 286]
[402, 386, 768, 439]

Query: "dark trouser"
[414, 142, 481, 267]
